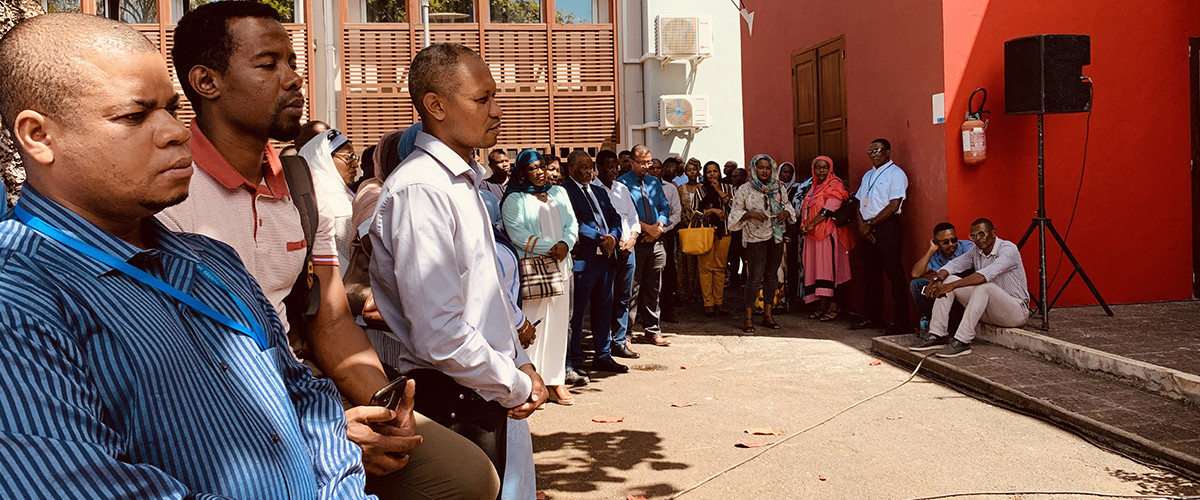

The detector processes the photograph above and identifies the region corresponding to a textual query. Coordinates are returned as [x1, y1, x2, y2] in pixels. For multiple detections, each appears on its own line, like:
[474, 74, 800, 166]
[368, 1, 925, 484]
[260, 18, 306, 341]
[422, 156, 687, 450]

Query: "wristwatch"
[865, 218, 873, 226]
[931, 276, 943, 283]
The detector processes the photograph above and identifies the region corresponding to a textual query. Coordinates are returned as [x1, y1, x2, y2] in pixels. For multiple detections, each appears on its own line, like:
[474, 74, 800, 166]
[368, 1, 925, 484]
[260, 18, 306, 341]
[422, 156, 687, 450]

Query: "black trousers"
[862, 217, 910, 327]
[727, 230, 745, 285]
[406, 369, 507, 494]
[660, 229, 679, 318]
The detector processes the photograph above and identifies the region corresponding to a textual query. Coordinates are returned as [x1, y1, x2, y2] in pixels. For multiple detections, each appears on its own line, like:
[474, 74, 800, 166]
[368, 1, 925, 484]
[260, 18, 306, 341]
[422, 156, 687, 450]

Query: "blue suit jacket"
[562, 179, 623, 272]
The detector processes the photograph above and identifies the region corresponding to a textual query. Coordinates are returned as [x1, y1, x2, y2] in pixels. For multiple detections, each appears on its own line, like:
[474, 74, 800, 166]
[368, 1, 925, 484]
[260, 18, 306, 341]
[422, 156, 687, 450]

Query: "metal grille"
[340, 21, 618, 156]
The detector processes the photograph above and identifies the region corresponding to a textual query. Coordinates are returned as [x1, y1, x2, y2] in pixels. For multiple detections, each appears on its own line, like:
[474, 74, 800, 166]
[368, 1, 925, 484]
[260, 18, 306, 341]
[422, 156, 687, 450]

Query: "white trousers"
[930, 275, 1030, 343]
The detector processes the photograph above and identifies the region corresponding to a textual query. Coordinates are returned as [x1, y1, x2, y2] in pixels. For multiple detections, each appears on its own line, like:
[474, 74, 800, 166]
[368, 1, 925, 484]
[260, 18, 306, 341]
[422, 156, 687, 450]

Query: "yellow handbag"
[679, 213, 715, 256]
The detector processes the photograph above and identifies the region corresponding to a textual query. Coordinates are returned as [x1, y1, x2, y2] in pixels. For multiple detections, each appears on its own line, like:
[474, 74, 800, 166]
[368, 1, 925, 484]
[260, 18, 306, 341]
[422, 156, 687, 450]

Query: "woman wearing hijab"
[798, 155, 855, 321]
[777, 161, 803, 309]
[694, 161, 734, 316]
[501, 150, 579, 406]
[299, 128, 358, 275]
[729, 154, 798, 333]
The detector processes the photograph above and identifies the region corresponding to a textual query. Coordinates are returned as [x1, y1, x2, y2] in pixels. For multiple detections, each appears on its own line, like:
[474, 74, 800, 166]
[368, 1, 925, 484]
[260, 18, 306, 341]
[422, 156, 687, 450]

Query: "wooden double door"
[791, 36, 849, 182]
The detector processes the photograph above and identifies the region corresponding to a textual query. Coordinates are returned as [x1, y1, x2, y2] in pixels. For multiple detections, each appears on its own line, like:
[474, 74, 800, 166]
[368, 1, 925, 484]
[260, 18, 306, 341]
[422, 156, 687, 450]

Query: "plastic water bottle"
[919, 315, 930, 331]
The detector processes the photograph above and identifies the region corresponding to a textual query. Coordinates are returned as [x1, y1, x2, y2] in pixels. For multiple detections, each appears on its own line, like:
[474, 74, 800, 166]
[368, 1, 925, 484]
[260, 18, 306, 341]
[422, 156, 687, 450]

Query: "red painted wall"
[942, 1, 1199, 305]
[740, 1, 948, 319]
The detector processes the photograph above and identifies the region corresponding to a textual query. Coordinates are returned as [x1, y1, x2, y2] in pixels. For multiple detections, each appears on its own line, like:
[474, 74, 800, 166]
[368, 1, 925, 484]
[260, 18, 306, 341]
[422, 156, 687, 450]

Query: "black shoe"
[612, 343, 641, 359]
[848, 319, 881, 330]
[908, 333, 949, 352]
[592, 357, 629, 373]
[936, 339, 973, 358]
[564, 368, 589, 386]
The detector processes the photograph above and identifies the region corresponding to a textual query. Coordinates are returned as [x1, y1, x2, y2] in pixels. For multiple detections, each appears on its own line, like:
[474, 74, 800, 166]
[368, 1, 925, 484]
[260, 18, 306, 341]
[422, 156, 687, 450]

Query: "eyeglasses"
[867, 148, 885, 155]
[333, 152, 359, 163]
[969, 231, 990, 240]
[937, 237, 957, 245]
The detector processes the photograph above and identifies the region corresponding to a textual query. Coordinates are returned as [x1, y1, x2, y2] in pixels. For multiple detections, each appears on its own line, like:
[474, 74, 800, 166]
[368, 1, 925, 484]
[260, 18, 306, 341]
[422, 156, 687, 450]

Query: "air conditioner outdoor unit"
[659, 94, 711, 130]
[655, 15, 714, 57]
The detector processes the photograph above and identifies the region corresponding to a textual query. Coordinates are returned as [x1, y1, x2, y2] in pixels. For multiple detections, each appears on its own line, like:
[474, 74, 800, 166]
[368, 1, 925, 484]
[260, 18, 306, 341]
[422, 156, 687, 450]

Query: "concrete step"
[977, 324, 1200, 408]
[872, 334, 1200, 479]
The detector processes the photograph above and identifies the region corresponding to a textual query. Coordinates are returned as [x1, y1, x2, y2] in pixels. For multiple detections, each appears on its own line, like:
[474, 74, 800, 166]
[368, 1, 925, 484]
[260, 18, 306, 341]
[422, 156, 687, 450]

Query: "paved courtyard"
[527, 305, 1200, 499]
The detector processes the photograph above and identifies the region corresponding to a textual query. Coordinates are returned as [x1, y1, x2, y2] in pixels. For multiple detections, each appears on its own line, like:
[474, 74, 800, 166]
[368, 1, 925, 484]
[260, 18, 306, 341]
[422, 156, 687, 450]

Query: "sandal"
[808, 308, 827, 320]
[762, 316, 782, 329]
[819, 307, 841, 322]
[548, 386, 574, 406]
[742, 318, 756, 334]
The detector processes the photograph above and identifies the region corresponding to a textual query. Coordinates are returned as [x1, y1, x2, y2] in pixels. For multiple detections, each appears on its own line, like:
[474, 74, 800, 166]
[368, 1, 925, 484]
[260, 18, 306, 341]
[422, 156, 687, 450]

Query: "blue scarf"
[502, 149, 552, 204]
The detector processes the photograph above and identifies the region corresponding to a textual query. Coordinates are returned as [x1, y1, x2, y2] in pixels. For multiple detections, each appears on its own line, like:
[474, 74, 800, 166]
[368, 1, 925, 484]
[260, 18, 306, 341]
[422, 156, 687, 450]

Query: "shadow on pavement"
[532, 429, 686, 496]
[1106, 467, 1200, 496]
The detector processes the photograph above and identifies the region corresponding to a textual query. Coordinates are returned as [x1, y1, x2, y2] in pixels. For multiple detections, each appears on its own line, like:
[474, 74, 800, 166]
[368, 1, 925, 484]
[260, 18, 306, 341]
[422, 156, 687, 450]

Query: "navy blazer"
[562, 178, 623, 271]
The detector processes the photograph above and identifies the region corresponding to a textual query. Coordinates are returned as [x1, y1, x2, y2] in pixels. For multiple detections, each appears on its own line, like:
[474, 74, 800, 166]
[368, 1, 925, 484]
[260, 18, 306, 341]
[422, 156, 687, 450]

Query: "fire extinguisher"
[962, 88, 990, 166]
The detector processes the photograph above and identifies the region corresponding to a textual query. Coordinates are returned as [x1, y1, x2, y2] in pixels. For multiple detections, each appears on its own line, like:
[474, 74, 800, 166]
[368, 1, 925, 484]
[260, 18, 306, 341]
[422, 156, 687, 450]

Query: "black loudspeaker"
[1004, 34, 1092, 115]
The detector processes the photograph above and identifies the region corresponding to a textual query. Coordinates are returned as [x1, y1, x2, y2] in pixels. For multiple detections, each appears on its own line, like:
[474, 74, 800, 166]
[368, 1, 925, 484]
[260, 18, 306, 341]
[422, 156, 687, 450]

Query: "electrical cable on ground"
[905, 491, 1200, 500]
[668, 355, 933, 498]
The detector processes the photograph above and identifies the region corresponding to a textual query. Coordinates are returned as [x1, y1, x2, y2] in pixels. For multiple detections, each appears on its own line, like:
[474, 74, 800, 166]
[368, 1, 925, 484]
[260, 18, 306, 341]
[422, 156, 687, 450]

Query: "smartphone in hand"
[369, 375, 409, 410]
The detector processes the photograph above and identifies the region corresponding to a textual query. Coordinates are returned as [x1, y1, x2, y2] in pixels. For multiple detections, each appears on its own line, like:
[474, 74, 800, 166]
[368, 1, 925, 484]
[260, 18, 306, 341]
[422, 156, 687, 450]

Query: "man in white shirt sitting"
[910, 218, 1031, 358]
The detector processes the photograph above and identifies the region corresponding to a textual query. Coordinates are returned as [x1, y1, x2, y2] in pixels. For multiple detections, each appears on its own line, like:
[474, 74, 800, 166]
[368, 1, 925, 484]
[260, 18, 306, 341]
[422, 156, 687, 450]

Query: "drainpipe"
[322, 0, 338, 126]
[421, 0, 430, 47]
[621, 0, 656, 147]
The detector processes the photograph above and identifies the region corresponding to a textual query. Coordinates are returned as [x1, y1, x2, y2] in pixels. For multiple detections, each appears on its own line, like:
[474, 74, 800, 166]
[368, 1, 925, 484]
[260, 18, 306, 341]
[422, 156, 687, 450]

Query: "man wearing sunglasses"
[850, 138, 911, 335]
[910, 218, 1031, 358]
[909, 222, 974, 332]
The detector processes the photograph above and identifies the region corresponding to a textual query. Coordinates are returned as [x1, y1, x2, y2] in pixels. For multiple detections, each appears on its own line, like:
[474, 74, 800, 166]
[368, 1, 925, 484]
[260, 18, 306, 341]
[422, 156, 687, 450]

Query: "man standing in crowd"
[594, 150, 641, 359]
[618, 149, 633, 176]
[158, 3, 496, 496]
[482, 148, 510, 199]
[910, 221, 974, 332]
[0, 13, 373, 497]
[910, 219, 1031, 357]
[851, 138, 911, 335]
[726, 166, 749, 288]
[722, 160, 739, 184]
[651, 156, 682, 323]
[562, 151, 628, 376]
[371, 42, 548, 487]
[619, 145, 671, 347]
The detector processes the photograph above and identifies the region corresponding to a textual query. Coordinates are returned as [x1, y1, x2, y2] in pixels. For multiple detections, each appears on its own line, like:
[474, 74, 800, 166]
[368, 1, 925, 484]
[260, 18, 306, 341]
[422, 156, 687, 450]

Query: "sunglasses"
[969, 231, 990, 240]
[937, 237, 957, 245]
[867, 148, 885, 155]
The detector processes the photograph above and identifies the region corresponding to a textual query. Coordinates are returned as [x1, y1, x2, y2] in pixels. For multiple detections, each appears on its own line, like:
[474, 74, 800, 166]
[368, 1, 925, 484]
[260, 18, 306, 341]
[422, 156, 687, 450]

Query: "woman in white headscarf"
[300, 128, 358, 275]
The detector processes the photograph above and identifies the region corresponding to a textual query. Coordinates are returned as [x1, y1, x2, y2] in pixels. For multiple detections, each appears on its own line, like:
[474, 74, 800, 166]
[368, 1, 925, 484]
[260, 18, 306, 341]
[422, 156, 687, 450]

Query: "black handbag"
[831, 195, 859, 227]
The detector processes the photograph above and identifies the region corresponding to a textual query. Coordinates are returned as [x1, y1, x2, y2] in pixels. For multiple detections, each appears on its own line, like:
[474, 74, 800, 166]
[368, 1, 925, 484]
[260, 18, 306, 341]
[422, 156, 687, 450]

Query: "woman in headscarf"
[299, 128, 358, 275]
[798, 155, 855, 321]
[501, 149, 579, 406]
[729, 154, 797, 333]
[777, 161, 802, 309]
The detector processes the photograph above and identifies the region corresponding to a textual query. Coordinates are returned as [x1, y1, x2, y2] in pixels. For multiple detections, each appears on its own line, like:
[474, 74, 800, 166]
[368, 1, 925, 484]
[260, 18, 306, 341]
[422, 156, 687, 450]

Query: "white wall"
[617, 0, 745, 166]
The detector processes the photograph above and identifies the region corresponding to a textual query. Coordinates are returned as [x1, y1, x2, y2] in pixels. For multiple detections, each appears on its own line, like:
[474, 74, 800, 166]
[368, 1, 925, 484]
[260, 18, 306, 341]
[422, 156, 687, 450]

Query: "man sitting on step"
[909, 218, 1031, 358]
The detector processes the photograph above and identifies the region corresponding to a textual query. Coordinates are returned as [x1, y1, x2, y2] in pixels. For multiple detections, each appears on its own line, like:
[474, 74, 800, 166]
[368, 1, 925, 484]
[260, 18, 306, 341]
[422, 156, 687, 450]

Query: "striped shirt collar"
[188, 120, 290, 199]
[14, 187, 202, 278]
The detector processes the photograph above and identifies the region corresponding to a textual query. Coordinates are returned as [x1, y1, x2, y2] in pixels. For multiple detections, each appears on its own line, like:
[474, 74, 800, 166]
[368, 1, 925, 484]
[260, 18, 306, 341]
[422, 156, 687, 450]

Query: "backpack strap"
[279, 155, 322, 356]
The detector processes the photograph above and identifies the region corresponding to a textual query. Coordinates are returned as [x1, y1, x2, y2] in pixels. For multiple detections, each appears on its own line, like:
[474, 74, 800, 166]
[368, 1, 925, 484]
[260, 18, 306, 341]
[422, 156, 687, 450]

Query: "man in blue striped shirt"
[0, 14, 372, 499]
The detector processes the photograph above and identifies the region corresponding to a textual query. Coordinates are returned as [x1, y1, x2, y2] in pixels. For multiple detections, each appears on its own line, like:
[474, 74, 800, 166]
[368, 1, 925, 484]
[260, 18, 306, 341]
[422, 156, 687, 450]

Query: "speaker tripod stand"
[1016, 114, 1113, 330]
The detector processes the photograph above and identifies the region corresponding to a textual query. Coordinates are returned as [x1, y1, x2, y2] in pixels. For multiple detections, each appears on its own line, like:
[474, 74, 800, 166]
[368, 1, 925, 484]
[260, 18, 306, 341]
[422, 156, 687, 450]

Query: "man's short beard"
[141, 191, 189, 212]
[267, 98, 303, 141]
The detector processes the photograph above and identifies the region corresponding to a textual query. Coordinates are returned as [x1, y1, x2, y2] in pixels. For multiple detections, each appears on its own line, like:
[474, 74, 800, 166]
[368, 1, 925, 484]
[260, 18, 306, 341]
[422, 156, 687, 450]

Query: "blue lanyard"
[866, 163, 893, 197]
[14, 207, 269, 351]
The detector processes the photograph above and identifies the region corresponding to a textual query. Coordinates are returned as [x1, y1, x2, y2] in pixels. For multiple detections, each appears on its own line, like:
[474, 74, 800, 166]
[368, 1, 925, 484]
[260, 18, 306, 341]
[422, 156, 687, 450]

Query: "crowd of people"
[0, 4, 1036, 499]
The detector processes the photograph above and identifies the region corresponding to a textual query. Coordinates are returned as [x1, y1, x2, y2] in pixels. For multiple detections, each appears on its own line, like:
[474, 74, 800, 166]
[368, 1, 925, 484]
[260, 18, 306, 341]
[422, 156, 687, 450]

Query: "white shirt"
[855, 160, 908, 220]
[369, 131, 533, 408]
[659, 179, 682, 231]
[728, 184, 798, 244]
[942, 237, 1031, 304]
[593, 179, 640, 241]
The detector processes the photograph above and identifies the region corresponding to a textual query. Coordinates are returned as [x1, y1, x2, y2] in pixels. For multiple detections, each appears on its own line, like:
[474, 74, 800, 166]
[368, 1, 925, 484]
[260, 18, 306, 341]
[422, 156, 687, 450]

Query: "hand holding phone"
[369, 375, 410, 410]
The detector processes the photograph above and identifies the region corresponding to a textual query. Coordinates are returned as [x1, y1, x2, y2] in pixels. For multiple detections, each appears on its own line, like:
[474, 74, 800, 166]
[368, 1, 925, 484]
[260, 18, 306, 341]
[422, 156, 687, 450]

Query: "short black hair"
[541, 154, 560, 165]
[933, 222, 955, 235]
[596, 150, 618, 164]
[871, 138, 891, 150]
[663, 156, 682, 166]
[173, 1, 281, 106]
[488, 148, 506, 162]
[408, 43, 482, 121]
[971, 218, 995, 231]
[618, 150, 631, 159]
[0, 14, 156, 131]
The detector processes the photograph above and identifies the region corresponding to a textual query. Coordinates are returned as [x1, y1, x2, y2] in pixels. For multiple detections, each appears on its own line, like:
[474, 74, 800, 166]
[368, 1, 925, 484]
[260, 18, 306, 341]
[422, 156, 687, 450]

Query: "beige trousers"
[930, 275, 1030, 343]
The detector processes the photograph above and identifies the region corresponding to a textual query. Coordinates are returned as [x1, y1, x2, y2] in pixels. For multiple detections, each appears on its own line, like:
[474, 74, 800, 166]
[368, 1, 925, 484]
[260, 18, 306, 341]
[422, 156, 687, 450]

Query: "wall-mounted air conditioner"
[655, 15, 714, 57]
[659, 94, 711, 130]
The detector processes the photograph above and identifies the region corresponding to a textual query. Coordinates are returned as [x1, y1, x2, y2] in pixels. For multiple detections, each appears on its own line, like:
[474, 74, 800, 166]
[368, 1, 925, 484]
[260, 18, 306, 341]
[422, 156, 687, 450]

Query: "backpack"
[279, 155, 322, 357]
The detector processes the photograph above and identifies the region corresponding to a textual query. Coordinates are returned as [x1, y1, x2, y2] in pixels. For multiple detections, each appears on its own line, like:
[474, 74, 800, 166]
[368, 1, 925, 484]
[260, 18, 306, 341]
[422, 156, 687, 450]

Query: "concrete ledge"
[871, 334, 1200, 479]
[977, 324, 1200, 408]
